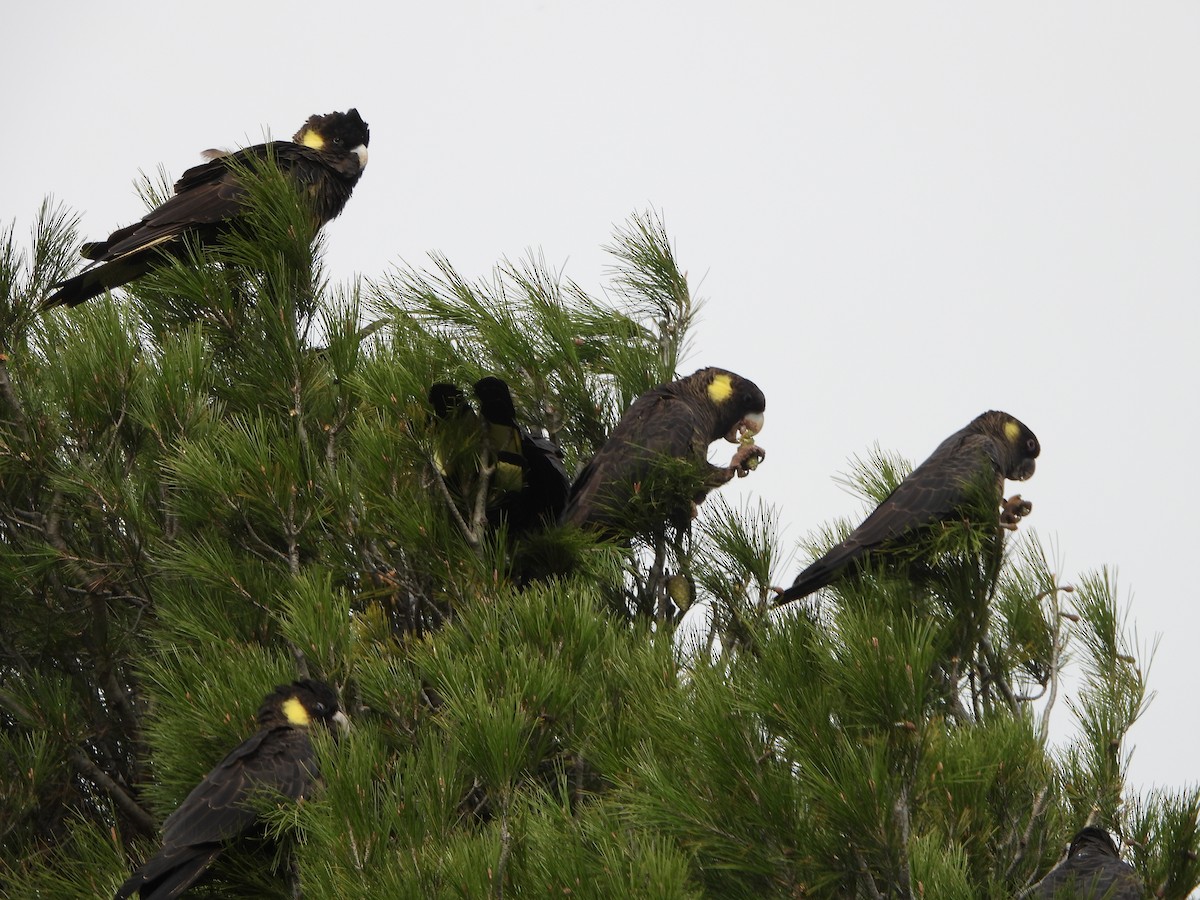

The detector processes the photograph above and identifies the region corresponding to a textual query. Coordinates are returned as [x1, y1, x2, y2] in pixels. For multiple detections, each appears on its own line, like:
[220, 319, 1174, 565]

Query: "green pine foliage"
[1, 172, 1196, 899]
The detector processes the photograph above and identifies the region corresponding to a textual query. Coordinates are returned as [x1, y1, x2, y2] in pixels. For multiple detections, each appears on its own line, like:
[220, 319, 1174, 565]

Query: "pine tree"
[1, 172, 1197, 899]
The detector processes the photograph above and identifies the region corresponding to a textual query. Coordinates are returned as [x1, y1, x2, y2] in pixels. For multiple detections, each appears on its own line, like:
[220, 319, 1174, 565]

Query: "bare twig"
[285, 492, 301, 576]
[469, 416, 497, 554]
[646, 534, 667, 622]
[980, 636, 1019, 715]
[1037, 584, 1071, 742]
[1005, 784, 1050, 884]
[429, 459, 480, 550]
[853, 846, 885, 900]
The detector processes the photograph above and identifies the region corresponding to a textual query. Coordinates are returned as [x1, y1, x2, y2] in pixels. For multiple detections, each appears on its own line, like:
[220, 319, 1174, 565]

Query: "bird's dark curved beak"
[1010, 459, 1036, 481]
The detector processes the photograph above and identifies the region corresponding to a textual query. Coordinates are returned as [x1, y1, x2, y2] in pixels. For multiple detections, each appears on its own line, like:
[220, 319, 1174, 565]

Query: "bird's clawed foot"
[728, 443, 765, 478]
[1000, 494, 1033, 530]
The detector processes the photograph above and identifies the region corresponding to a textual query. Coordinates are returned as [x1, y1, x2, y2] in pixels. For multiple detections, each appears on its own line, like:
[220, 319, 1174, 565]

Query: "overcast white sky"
[6, 3, 1198, 796]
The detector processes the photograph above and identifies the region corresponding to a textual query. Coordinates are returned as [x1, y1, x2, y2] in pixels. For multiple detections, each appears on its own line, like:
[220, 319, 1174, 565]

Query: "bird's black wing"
[522, 432, 571, 518]
[88, 143, 282, 263]
[114, 727, 314, 900]
[561, 387, 706, 531]
[160, 725, 314, 845]
[779, 430, 1000, 603]
[46, 145, 272, 309]
[833, 431, 998, 554]
[48, 141, 343, 308]
[472, 377, 570, 531]
[47, 108, 368, 309]
[1033, 862, 1143, 898]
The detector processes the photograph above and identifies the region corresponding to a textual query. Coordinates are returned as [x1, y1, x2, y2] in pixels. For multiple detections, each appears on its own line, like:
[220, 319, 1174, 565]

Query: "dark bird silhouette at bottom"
[1032, 826, 1142, 898]
[114, 680, 348, 900]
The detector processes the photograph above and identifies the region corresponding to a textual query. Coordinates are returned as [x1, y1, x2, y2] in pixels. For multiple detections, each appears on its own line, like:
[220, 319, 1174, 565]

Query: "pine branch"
[494, 798, 512, 900]
[980, 636, 1019, 715]
[854, 847, 885, 900]
[68, 746, 156, 834]
[646, 535, 667, 622]
[470, 419, 496, 551]
[1036, 583, 1074, 741]
[430, 460, 478, 549]
[1005, 785, 1050, 887]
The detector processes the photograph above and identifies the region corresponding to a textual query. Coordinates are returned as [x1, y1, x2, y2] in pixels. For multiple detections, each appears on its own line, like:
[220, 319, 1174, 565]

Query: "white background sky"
[5, 3, 1197, 799]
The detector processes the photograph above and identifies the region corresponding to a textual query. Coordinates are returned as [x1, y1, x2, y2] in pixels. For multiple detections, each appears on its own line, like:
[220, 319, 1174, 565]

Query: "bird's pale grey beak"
[726, 411, 765, 443]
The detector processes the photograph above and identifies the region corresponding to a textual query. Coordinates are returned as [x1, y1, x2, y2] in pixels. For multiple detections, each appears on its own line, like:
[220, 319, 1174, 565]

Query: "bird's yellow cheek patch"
[299, 129, 326, 151]
[707, 374, 734, 404]
[1004, 421, 1021, 443]
[283, 697, 311, 726]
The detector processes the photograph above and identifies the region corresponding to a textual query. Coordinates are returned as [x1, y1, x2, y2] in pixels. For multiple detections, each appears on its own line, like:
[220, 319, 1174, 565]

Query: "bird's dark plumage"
[473, 376, 571, 532]
[1032, 827, 1143, 898]
[46, 109, 369, 308]
[428, 377, 570, 535]
[561, 367, 766, 537]
[776, 410, 1039, 606]
[113, 680, 348, 900]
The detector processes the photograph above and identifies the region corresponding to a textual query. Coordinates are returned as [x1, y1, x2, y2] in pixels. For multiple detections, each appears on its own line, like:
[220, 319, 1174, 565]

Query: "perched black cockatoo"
[561, 367, 766, 537]
[428, 376, 570, 535]
[472, 376, 571, 532]
[113, 680, 348, 900]
[47, 109, 369, 308]
[776, 410, 1039, 606]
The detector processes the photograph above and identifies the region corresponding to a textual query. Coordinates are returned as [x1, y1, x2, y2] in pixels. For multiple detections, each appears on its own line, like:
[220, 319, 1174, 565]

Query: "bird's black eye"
[1026, 438, 1037, 452]
[313, 702, 326, 715]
